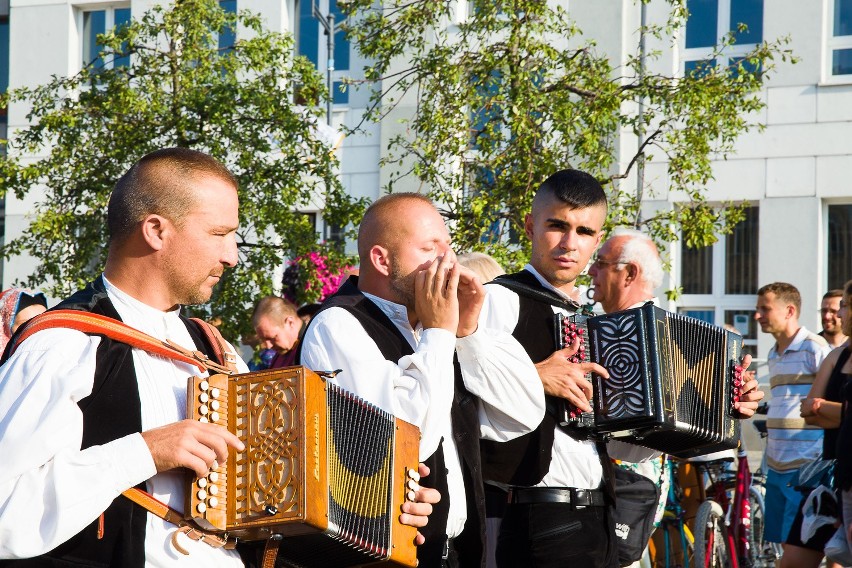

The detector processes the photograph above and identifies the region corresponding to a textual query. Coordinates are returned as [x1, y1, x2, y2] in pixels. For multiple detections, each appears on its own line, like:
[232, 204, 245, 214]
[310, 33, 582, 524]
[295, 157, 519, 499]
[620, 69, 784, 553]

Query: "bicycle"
[692, 423, 779, 567]
[657, 458, 696, 567]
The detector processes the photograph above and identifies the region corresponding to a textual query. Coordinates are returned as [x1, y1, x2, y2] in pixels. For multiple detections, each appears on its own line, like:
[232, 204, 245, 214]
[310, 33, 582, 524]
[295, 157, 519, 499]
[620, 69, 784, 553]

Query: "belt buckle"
[572, 488, 587, 509]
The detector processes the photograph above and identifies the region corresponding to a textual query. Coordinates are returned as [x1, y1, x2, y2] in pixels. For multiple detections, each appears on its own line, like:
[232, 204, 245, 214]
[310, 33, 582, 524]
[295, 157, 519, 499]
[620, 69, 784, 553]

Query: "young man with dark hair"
[479, 169, 764, 568]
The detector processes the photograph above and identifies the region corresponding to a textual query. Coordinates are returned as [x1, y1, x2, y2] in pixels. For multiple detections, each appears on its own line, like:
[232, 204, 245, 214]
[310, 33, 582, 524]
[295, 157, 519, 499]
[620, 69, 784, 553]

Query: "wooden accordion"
[555, 303, 744, 458]
[185, 366, 420, 567]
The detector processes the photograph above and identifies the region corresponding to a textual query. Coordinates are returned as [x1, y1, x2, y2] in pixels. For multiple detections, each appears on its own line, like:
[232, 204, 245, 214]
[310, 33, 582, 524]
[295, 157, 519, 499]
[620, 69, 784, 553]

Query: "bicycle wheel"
[694, 500, 733, 568]
[747, 486, 781, 568]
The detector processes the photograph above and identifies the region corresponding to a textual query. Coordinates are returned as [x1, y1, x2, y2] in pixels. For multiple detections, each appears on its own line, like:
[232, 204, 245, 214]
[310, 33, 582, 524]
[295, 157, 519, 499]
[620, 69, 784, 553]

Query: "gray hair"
[611, 227, 663, 289]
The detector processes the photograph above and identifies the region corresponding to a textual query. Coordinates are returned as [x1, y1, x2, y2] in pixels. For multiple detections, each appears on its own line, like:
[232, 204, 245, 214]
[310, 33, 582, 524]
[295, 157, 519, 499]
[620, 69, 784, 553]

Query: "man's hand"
[456, 265, 484, 338]
[141, 419, 245, 478]
[535, 337, 609, 413]
[416, 252, 460, 334]
[400, 463, 441, 546]
[734, 353, 764, 418]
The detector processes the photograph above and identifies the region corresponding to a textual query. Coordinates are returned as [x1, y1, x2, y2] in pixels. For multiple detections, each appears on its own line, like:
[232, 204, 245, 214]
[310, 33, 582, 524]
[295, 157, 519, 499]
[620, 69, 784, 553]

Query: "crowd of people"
[7, 147, 840, 568]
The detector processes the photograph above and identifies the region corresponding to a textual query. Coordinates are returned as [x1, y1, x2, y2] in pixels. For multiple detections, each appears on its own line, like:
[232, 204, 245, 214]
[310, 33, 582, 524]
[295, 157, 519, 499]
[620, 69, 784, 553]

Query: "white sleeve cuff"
[102, 433, 158, 491]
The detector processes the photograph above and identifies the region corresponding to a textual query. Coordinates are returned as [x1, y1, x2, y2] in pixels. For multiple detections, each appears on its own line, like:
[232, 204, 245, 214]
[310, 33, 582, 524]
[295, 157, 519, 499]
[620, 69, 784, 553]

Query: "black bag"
[612, 467, 661, 567]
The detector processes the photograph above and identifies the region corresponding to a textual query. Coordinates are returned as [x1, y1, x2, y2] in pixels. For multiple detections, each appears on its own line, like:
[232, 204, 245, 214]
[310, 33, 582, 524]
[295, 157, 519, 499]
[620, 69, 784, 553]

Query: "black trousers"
[495, 502, 617, 568]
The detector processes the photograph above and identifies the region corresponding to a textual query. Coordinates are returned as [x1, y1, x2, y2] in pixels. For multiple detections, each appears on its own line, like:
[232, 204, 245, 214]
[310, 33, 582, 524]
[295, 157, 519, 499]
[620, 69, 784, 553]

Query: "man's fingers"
[580, 362, 609, 379]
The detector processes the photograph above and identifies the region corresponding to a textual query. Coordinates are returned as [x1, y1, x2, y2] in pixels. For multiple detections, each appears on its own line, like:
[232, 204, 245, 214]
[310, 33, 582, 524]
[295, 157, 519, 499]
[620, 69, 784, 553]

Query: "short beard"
[388, 261, 416, 311]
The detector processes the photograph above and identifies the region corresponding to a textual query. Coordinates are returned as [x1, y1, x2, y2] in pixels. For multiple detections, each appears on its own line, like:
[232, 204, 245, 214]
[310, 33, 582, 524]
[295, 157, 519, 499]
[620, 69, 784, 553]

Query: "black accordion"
[554, 303, 744, 458]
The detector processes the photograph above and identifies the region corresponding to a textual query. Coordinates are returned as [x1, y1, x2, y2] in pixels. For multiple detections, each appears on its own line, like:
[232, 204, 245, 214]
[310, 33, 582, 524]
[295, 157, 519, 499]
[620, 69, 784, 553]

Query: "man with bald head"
[300, 193, 545, 567]
[0, 150, 436, 565]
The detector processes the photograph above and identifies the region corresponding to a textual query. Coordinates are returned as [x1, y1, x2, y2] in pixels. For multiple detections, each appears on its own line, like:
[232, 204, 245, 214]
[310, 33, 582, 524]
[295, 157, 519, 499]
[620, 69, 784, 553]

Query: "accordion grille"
[326, 383, 395, 558]
[231, 372, 299, 524]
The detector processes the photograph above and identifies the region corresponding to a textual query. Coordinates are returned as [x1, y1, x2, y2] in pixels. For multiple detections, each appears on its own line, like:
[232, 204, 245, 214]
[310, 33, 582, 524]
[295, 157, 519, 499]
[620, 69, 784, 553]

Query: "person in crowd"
[252, 295, 305, 368]
[300, 192, 546, 567]
[587, 227, 672, 566]
[457, 252, 505, 283]
[0, 287, 48, 353]
[788, 282, 852, 567]
[756, 282, 831, 551]
[478, 170, 764, 568]
[819, 289, 848, 348]
[296, 302, 321, 323]
[0, 148, 436, 565]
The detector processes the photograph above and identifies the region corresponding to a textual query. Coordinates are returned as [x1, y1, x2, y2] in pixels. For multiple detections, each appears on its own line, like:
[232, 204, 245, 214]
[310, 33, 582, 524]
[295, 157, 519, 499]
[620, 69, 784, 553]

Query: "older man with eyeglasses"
[587, 227, 663, 314]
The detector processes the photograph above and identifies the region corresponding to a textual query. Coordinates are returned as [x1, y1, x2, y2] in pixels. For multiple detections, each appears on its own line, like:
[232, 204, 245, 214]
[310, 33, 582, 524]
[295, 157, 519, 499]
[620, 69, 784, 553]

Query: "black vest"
[300, 277, 486, 567]
[480, 271, 613, 496]
[0, 277, 222, 568]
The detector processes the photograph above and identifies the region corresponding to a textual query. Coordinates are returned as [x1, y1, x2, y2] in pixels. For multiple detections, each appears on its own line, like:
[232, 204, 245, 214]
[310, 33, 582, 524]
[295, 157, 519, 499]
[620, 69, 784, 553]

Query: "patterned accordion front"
[185, 366, 420, 568]
[555, 303, 744, 458]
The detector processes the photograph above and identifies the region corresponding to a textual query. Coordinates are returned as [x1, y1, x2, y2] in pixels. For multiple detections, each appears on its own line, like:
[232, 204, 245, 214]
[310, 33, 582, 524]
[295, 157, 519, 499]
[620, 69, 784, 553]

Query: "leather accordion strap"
[10, 309, 234, 374]
[10, 309, 243, 551]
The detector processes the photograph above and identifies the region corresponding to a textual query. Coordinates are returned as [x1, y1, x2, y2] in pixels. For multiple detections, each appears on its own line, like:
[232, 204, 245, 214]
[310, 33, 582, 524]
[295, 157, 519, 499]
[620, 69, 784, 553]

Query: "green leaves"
[345, 0, 793, 271]
[1, 0, 362, 340]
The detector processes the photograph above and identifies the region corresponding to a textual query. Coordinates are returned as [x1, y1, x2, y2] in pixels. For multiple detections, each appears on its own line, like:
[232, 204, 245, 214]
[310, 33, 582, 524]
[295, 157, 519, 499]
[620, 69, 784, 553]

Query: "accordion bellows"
[558, 303, 743, 458]
[186, 366, 420, 568]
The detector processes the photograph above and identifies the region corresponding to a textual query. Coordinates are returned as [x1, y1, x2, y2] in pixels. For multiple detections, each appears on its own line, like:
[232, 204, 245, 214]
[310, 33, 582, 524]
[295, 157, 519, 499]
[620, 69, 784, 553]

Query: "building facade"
[2, 0, 851, 363]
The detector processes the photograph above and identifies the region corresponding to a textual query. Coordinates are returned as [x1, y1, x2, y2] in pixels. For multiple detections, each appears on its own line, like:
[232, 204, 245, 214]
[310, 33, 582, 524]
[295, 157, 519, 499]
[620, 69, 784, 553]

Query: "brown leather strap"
[190, 317, 239, 373]
[123, 487, 233, 549]
[261, 537, 282, 568]
[10, 310, 233, 374]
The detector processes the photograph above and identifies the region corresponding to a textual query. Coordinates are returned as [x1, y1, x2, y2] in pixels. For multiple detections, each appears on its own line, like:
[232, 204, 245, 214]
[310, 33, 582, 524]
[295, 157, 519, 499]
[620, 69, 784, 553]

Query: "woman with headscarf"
[0, 287, 48, 353]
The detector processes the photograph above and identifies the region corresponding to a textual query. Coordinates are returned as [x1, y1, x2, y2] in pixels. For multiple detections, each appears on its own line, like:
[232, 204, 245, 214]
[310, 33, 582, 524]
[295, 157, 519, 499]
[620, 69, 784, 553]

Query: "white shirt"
[480, 265, 657, 490]
[300, 289, 544, 538]
[0, 276, 246, 566]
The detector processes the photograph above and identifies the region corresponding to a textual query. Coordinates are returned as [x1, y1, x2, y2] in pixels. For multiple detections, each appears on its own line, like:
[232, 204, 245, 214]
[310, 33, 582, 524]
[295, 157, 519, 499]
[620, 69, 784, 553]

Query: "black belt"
[507, 487, 606, 507]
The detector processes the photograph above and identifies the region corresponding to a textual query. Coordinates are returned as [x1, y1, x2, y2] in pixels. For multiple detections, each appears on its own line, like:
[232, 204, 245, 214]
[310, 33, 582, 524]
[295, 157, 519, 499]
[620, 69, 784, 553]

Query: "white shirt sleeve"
[455, 300, 545, 442]
[0, 329, 157, 559]
[300, 307, 457, 460]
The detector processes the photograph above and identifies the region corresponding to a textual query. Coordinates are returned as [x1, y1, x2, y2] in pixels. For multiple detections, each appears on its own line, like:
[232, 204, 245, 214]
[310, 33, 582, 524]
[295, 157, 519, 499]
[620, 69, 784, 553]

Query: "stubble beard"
[389, 261, 416, 311]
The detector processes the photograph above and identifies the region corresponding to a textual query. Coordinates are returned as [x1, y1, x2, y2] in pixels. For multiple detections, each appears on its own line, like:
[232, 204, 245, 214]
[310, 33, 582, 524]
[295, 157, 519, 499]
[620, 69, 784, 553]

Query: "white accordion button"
[199, 380, 209, 391]
[210, 412, 220, 423]
[209, 471, 219, 483]
[208, 497, 219, 508]
[209, 484, 218, 495]
[407, 468, 420, 481]
[197, 489, 208, 500]
[199, 393, 210, 403]
[210, 400, 220, 411]
[199, 405, 209, 415]
[198, 416, 209, 423]
[197, 503, 207, 513]
[197, 478, 208, 488]
[210, 388, 220, 399]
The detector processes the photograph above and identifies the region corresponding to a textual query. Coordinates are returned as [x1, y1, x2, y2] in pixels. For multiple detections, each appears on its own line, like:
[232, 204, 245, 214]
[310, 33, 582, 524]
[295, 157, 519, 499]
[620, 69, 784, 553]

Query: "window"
[828, 0, 852, 78]
[828, 204, 852, 289]
[81, 6, 131, 69]
[678, 206, 759, 355]
[219, 0, 236, 53]
[682, 0, 763, 75]
[296, 0, 350, 105]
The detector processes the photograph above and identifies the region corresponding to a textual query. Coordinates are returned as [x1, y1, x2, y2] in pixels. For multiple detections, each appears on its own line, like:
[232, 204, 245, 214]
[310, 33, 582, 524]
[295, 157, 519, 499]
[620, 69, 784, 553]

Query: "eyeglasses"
[592, 257, 627, 268]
